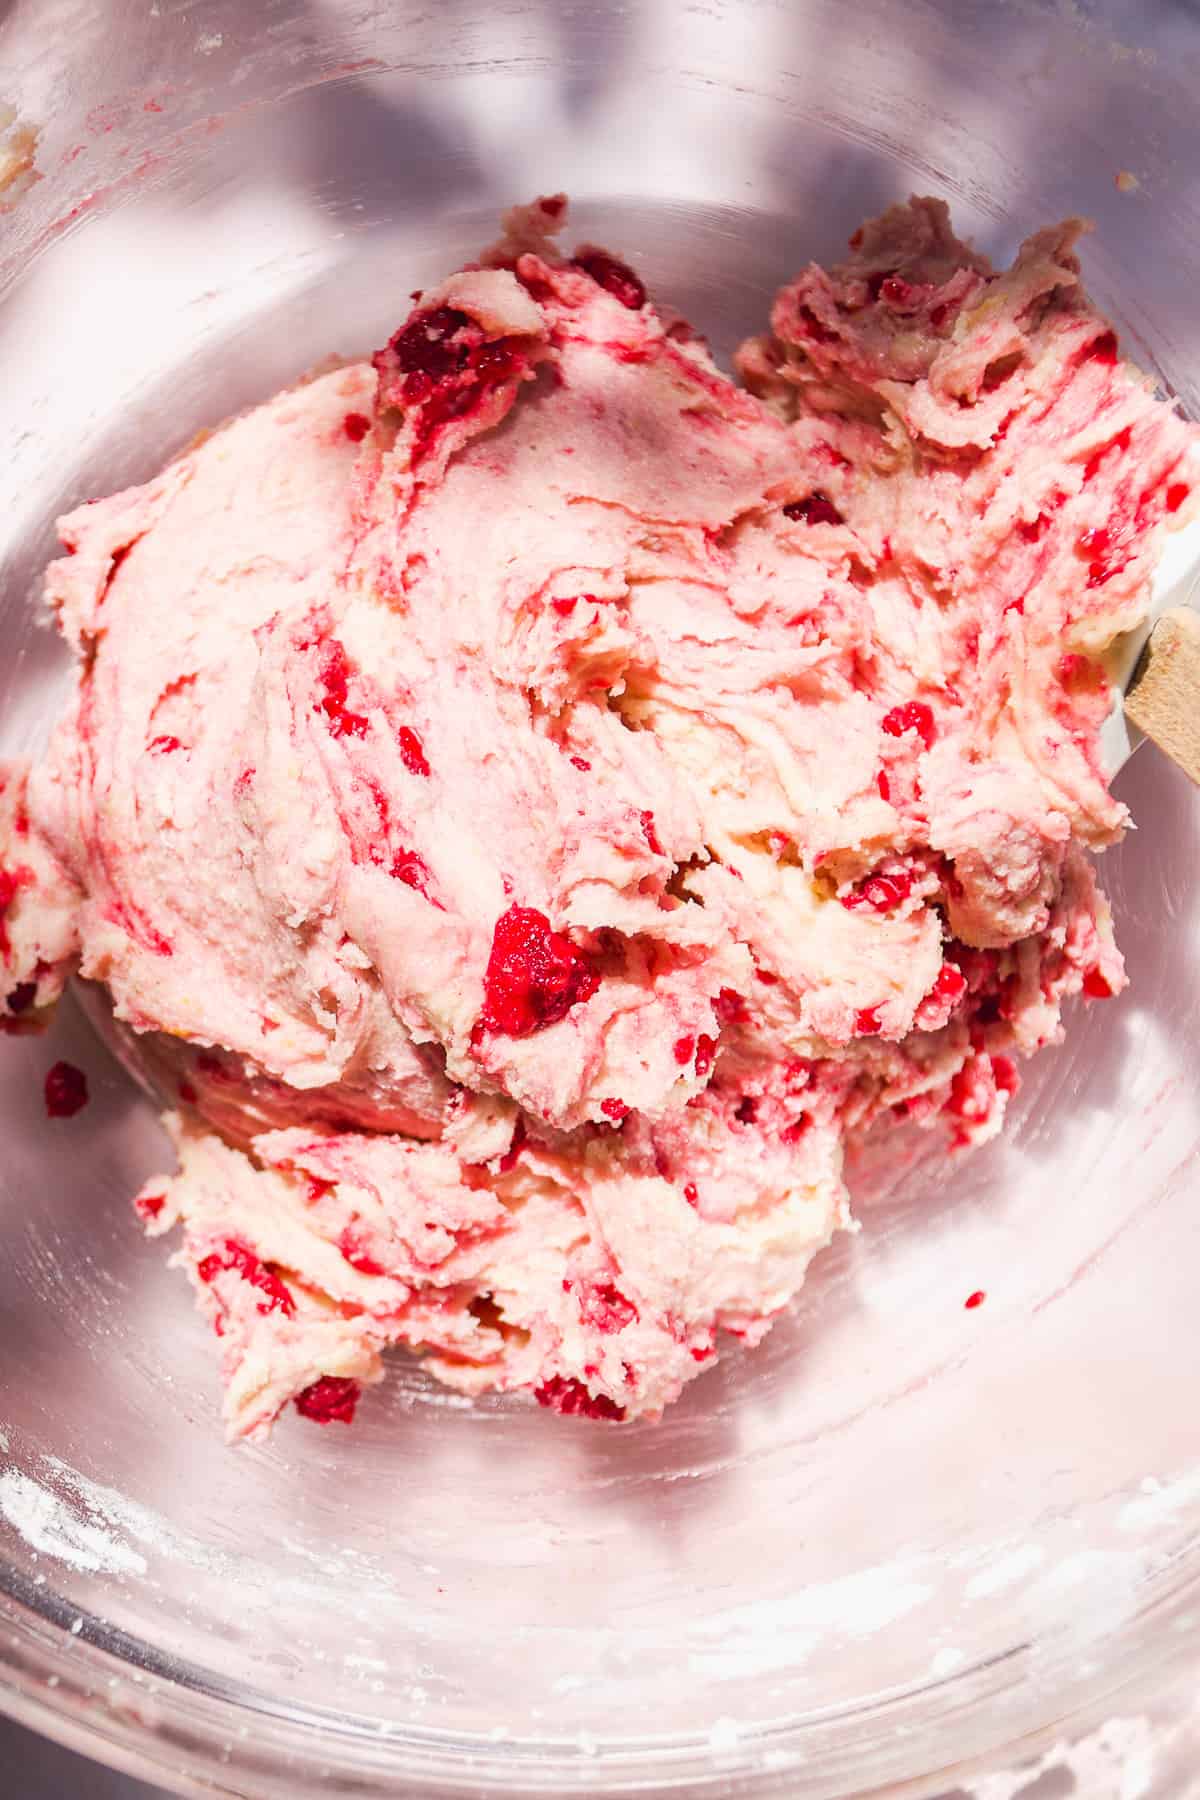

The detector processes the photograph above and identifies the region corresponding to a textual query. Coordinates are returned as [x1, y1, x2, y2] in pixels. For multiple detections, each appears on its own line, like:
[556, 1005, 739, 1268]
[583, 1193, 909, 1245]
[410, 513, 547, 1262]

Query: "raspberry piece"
[673, 1034, 695, 1065]
[600, 1097, 629, 1123]
[397, 725, 430, 777]
[44, 1060, 88, 1118]
[881, 701, 935, 748]
[1082, 967, 1114, 999]
[294, 1376, 360, 1424]
[197, 1239, 295, 1317]
[783, 491, 843, 526]
[1166, 482, 1190, 514]
[855, 1006, 883, 1036]
[479, 905, 598, 1038]
[535, 1375, 626, 1421]
[933, 963, 966, 1003]
[317, 641, 369, 739]
[842, 871, 912, 913]
[683, 1182, 699, 1208]
[693, 1033, 718, 1077]
[964, 1290, 986, 1310]
[572, 249, 646, 311]
[714, 987, 747, 1025]
[342, 411, 371, 442]
[574, 1281, 638, 1333]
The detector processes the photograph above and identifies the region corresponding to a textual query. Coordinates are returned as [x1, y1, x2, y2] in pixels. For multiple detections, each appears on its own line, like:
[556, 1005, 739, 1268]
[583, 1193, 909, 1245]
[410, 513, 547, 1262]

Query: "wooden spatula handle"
[1124, 607, 1200, 786]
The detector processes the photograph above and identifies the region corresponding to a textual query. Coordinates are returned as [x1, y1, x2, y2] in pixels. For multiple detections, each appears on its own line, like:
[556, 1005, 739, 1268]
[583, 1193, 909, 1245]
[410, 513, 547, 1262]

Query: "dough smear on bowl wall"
[2, 192, 1195, 1439]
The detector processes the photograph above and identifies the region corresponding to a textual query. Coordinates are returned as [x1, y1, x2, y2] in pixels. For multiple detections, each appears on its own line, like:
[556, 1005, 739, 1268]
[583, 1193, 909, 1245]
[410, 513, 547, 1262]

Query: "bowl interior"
[2, 2, 1200, 1794]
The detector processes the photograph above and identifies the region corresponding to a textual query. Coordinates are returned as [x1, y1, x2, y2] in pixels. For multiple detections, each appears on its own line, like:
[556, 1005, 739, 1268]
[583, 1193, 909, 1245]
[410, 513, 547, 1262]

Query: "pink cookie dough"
[3, 196, 1197, 1437]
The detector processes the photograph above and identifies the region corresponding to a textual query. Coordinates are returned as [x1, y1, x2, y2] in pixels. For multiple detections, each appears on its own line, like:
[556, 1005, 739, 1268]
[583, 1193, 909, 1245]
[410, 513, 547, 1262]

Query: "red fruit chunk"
[391, 847, 436, 900]
[964, 1289, 986, 1310]
[673, 1034, 695, 1065]
[318, 641, 369, 739]
[876, 770, 891, 802]
[552, 597, 578, 617]
[783, 490, 844, 526]
[535, 1375, 626, 1421]
[389, 305, 472, 389]
[7, 981, 36, 1014]
[197, 1239, 295, 1316]
[933, 963, 967, 1003]
[136, 1191, 166, 1220]
[600, 1097, 629, 1123]
[991, 1054, 1019, 1094]
[714, 987, 747, 1025]
[342, 411, 371, 442]
[881, 701, 935, 749]
[398, 725, 430, 777]
[479, 905, 598, 1038]
[575, 1281, 638, 1333]
[294, 1376, 360, 1425]
[1082, 967, 1114, 999]
[572, 249, 646, 311]
[639, 810, 663, 855]
[570, 755, 591, 771]
[683, 1182, 699, 1208]
[842, 871, 912, 913]
[855, 1006, 883, 1036]
[693, 1033, 718, 1077]
[1086, 330, 1118, 365]
[44, 1060, 88, 1118]
[0, 865, 23, 958]
[754, 967, 778, 985]
[148, 734, 182, 753]
[1166, 482, 1190, 514]
[735, 1095, 758, 1124]
[339, 1235, 387, 1276]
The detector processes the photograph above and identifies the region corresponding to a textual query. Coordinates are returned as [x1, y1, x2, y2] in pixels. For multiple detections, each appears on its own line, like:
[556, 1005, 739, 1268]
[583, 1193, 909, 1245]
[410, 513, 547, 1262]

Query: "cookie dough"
[3, 196, 1195, 1435]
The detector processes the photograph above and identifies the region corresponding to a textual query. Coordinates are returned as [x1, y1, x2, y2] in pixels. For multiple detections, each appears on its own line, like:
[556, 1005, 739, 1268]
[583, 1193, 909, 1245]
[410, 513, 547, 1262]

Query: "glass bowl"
[2, 1, 1199, 1793]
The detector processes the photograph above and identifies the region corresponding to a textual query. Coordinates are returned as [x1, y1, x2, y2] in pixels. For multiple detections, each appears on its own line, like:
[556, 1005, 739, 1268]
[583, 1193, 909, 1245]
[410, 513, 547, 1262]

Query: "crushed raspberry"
[690, 1344, 715, 1362]
[933, 963, 967, 1003]
[338, 1234, 387, 1277]
[754, 967, 779, 985]
[694, 1033, 718, 1077]
[318, 640, 369, 739]
[1086, 330, 1118, 365]
[398, 725, 430, 777]
[714, 987, 747, 1025]
[735, 1095, 758, 1124]
[294, 1376, 360, 1424]
[570, 755, 591, 772]
[535, 1375, 626, 1421]
[600, 1097, 629, 1123]
[0, 865, 25, 957]
[572, 249, 646, 311]
[881, 701, 935, 748]
[1083, 424, 1132, 487]
[783, 1058, 813, 1090]
[388, 305, 471, 389]
[6, 981, 36, 1014]
[990, 1054, 1019, 1094]
[1082, 967, 1114, 999]
[784, 490, 843, 526]
[876, 770, 891, 802]
[343, 411, 371, 442]
[135, 1191, 166, 1220]
[306, 1177, 335, 1204]
[479, 904, 598, 1038]
[855, 1006, 883, 1036]
[946, 1062, 992, 1125]
[1166, 482, 1190, 514]
[148, 734, 182, 753]
[639, 810, 663, 855]
[44, 1060, 88, 1118]
[781, 1117, 812, 1145]
[390, 847, 436, 900]
[683, 1182, 699, 1208]
[673, 1034, 695, 1065]
[552, 596, 578, 616]
[497, 1116, 527, 1174]
[197, 1239, 295, 1316]
[964, 1289, 986, 1310]
[574, 1280, 638, 1332]
[842, 871, 912, 913]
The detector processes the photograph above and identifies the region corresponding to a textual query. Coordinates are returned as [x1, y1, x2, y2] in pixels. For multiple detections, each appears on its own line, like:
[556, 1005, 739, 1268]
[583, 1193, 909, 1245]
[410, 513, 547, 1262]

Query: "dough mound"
[4, 196, 1196, 1436]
